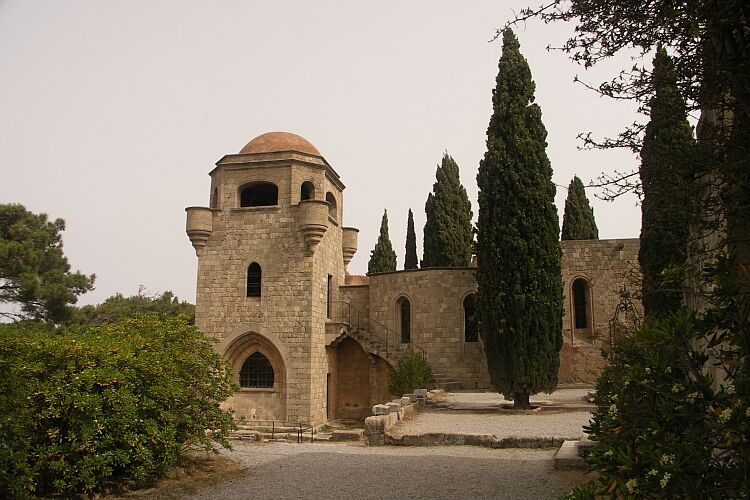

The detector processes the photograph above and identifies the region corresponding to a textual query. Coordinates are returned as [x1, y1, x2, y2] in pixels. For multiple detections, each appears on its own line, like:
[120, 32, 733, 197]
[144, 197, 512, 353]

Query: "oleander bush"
[388, 350, 433, 396]
[0, 314, 234, 498]
[569, 259, 750, 498]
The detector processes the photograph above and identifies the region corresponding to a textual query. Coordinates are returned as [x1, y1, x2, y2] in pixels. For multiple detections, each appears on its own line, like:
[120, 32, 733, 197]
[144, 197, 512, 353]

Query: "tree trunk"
[513, 392, 530, 410]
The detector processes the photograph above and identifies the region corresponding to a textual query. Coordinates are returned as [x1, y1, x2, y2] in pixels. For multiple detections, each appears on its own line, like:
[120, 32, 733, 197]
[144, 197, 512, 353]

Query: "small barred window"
[239, 352, 274, 389]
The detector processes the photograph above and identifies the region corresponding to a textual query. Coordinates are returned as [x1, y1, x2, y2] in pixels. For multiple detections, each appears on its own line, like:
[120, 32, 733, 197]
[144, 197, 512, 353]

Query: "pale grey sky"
[0, 1, 643, 306]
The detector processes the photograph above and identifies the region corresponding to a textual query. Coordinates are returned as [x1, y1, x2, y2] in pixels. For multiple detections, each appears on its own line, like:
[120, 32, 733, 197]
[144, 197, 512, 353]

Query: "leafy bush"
[578, 260, 749, 498]
[0, 314, 234, 498]
[388, 351, 433, 396]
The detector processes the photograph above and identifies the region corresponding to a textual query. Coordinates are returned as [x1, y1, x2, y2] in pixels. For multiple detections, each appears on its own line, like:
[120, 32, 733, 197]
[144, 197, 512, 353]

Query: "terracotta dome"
[240, 132, 321, 156]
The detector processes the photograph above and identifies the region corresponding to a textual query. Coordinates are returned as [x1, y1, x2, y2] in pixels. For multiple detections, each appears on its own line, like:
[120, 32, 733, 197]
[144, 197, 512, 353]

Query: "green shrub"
[579, 265, 749, 498]
[0, 314, 234, 498]
[388, 351, 433, 396]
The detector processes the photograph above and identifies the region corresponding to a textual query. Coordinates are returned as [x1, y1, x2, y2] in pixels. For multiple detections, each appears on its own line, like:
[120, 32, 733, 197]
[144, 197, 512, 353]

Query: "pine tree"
[404, 208, 418, 270]
[421, 153, 473, 268]
[367, 209, 397, 275]
[561, 176, 599, 240]
[475, 29, 563, 409]
[639, 47, 694, 319]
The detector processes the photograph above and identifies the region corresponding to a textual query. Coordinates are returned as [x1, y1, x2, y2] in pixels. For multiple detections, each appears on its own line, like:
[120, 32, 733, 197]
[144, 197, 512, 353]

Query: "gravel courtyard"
[183, 442, 586, 500]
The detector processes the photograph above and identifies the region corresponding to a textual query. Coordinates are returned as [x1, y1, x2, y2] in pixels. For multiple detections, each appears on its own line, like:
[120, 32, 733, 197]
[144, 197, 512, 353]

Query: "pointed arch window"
[463, 294, 478, 342]
[572, 278, 590, 329]
[239, 352, 274, 388]
[397, 297, 411, 343]
[247, 262, 262, 297]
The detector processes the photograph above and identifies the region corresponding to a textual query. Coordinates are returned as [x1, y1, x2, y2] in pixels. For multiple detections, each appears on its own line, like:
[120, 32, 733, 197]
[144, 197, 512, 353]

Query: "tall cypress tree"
[639, 47, 694, 319]
[476, 29, 563, 409]
[421, 153, 473, 268]
[404, 208, 418, 270]
[367, 209, 397, 275]
[561, 176, 599, 240]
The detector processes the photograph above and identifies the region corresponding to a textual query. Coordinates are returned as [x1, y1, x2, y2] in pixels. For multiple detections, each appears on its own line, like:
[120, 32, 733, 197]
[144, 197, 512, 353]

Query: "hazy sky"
[0, 1, 644, 306]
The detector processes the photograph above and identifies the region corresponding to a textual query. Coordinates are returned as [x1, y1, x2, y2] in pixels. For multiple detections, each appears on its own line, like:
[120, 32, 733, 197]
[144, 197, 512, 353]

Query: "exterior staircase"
[326, 300, 424, 367]
[432, 373, 464, 391]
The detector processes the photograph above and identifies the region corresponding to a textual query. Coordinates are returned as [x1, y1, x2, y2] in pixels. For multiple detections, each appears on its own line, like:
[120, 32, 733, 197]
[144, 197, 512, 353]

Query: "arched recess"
[300, 181, 315, 201]
[325, 192, 337, 221]
[571, 276, 593, 334]
[239, 182, 278, 207]
[222, 331, 287, 421]
[395, 295, 411, 344]
[331, 336, 393, 420]
[462, 292, 478, 342]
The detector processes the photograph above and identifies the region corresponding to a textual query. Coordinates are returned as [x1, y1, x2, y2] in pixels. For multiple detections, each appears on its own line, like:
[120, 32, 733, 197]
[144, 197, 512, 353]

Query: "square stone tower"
[186, 132, 358, 425]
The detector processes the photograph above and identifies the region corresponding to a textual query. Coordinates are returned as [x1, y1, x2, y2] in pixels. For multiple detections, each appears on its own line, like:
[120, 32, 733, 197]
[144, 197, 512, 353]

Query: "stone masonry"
[186, 131, 642, 425]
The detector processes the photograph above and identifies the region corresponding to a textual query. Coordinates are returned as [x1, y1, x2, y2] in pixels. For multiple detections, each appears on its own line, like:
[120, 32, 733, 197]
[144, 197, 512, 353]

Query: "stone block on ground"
[331, 429, 364, 442]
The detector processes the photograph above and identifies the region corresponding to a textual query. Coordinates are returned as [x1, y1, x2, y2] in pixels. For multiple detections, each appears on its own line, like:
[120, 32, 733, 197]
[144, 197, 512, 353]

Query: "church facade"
[186, 131, 640, 425]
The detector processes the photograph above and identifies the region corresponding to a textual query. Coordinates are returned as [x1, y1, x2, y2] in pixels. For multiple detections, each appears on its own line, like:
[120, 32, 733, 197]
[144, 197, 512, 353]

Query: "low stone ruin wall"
[363, 389, 427, 445]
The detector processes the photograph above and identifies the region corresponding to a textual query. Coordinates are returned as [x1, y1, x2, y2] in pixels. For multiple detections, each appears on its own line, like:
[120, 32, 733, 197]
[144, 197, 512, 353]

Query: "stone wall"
[367, 268, 492, 389]
[193, 151, 345, 425]
[560, 238, 641, 346]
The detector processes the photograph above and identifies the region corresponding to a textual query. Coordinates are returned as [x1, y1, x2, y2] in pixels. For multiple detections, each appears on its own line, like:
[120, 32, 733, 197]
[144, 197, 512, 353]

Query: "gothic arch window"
[572, 278, 590, 329]
[247, 262, 262, 297]
[240, 182, 278, 207]
[301, 181, 315, 201]
[239, 352, 274, 388]
[396, 296, 411, 343]
[463, 293, 478, 342]
[326, 192, 337, 221]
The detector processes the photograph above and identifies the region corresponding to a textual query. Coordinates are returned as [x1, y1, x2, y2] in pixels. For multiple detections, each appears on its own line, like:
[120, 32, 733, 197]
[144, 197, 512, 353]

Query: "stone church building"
[185, 131, 640, 426]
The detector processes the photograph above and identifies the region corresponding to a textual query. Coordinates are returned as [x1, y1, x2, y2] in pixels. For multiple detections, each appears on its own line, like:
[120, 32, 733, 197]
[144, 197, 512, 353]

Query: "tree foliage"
[577, 259, 750, 497]
[639, 48, 695, 320]
[387, 351, 433, 397]
[421, 153, 473, 268]
[404, 208, 418, 270]
[476, 29, 563, 409]
[561, 175, 599, 240]
[0, 315, 234, 498]
[501, 0, 750, 203]
[0, 204, 94, 323]
[68, 288, 195, 326]
[367, 210, 397, 275]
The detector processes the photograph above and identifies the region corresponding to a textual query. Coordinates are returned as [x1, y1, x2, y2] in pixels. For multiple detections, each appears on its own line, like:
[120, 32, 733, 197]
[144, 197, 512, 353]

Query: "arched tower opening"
[301, 181, 315, 201]
[240, 182, 278, 207]
[572, 277, 592, 330]
[326, 192, 337, 221]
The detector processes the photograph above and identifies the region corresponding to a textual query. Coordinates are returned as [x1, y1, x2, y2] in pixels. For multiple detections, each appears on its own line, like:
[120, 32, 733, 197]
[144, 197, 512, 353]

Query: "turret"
[185, 206, 213, 255]
[298, 199, 329, 254]
[342, 227, 359, 267]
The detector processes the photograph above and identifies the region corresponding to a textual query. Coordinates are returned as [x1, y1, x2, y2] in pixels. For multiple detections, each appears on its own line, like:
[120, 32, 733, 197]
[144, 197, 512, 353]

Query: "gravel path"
[446, 389, 593, 407]
[185, 442, 584, 500]
[389, 409, 592, 441]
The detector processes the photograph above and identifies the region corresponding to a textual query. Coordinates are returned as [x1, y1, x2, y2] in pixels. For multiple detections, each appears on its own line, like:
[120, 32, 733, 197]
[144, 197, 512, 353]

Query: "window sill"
[237, 388, 275, 393]
[231, 206, 280, 213]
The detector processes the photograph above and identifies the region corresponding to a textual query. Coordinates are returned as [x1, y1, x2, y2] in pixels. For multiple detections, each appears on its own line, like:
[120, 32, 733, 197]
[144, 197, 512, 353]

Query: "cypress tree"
[421, 153, 473, 267]
[404, 208, 418, 270]
[367, 209, 397, 275]
[561, 176, 599, 240]
[475, 29, 563, 409]
[639, 47, 694, 319]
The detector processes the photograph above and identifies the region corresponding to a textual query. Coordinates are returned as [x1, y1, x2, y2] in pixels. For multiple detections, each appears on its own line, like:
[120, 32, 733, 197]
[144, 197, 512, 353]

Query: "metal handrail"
[239, 420, 315, 443]
[348, 305, 425, 359]
[327, 300, 351, 326]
